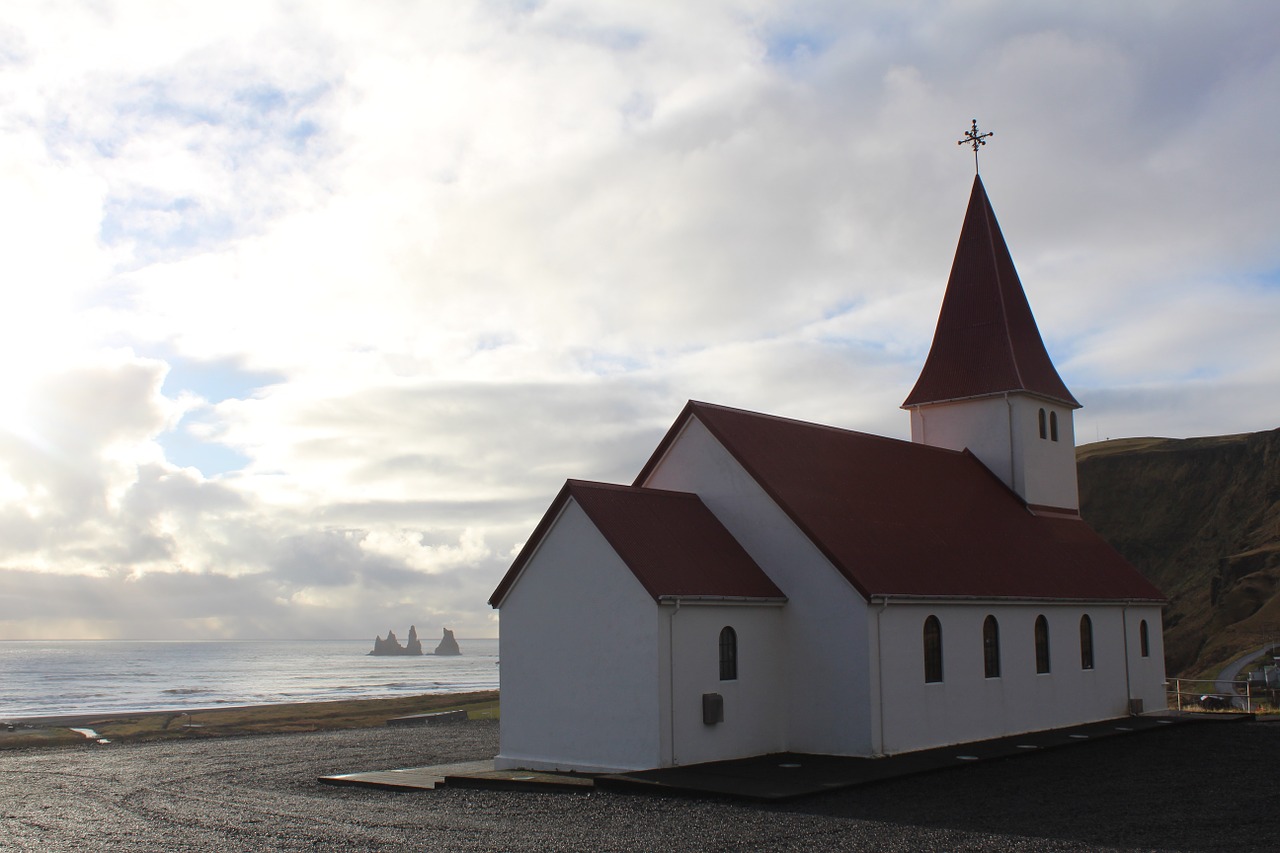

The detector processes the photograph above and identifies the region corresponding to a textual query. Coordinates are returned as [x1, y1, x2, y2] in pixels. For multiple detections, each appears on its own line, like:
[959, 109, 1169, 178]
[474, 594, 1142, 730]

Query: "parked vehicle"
[1198, 694, 1233, 710]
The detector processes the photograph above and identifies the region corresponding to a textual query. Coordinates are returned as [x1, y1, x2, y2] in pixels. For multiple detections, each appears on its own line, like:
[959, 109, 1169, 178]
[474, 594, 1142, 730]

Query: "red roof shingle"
[489, 480, 785, 607]
[903, 176, 1079, 409]
[636, 402, 1163, 603]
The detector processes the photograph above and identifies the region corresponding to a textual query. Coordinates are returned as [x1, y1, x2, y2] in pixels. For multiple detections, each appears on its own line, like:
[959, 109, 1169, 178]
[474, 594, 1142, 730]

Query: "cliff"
[1077, 427, 1280, 677]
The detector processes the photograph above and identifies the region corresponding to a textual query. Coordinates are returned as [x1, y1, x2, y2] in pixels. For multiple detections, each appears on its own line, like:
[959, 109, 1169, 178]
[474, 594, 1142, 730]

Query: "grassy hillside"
[1077, 428, 1280, 678]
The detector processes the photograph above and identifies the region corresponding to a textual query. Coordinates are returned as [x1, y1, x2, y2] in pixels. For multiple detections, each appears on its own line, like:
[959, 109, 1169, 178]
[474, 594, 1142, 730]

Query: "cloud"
[0, 1, 1277, 639]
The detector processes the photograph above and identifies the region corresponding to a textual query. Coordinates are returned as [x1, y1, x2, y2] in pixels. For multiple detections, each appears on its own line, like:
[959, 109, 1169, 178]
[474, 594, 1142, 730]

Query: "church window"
[923, 616, 943, 683]
[1139, 620, 1150, 658]
[1034, 615, 1051, 673]
[983, 615, 1001, 678]
[1080, 614, 1094, 670]
[719, 626, 737, 681]
[1038, 408, 1047, 439]
[1050, 411, 1059, 442]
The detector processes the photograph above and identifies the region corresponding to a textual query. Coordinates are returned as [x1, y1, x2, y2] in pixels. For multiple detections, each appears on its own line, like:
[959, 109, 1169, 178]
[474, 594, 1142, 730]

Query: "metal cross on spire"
[958, 119, 993, 173]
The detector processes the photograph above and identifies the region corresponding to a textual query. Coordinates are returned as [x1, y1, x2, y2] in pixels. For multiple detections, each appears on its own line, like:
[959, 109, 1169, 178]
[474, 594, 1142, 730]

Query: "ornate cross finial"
[958, 119, 993, 173]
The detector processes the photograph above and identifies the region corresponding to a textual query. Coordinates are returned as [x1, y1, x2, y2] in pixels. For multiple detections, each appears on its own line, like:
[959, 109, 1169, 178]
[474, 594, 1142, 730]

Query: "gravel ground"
[0, 718, 1275, 852]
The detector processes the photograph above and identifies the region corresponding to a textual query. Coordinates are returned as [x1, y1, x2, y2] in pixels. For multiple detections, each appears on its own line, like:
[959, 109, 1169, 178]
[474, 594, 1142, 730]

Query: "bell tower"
[902, 173, 1081, 515]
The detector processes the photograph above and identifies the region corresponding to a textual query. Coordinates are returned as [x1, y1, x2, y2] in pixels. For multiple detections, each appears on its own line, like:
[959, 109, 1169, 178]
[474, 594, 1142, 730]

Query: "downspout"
[667, 599, 681, 766]
[1121, 604, 1133, 713]
[876, 598, 889, 757]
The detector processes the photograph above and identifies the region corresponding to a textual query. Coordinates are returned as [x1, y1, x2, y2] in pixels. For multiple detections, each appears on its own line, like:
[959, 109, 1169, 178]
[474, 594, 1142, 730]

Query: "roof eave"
[902, 388, 1081, 411]
[657, 595, 788, 606]
[867, 593, 1168, 606]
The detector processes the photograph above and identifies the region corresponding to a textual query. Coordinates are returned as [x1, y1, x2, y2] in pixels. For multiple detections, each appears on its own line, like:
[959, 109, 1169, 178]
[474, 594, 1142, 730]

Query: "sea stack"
[434, 627, 462, 656]
[369, 626, 425, 656]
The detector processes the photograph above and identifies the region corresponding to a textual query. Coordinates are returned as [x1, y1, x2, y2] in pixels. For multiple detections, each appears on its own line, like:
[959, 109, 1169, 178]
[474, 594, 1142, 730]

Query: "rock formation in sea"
[369, 626, 425, 656]
[434, 627, 462, 656]
[405, 625, 424, 655]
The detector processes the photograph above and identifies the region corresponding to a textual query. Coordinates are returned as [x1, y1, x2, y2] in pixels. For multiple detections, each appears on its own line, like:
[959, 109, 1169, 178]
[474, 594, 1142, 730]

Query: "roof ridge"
[565, 479, 699, 499]
[979, 178, 1027, 392]
[687, 400, 970, 458]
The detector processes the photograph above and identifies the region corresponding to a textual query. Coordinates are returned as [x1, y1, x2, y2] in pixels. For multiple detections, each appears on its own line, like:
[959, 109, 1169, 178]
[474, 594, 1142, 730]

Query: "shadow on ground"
[770, 720, 1276, 851]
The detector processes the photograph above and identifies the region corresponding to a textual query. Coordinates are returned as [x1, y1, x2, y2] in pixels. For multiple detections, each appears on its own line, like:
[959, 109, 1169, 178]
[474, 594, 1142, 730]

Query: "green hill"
[1077, 428, 1280, 678]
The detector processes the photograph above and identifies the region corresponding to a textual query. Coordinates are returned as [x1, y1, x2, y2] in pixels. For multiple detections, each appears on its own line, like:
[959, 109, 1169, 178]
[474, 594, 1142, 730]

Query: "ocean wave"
[161, 688, 215, 696]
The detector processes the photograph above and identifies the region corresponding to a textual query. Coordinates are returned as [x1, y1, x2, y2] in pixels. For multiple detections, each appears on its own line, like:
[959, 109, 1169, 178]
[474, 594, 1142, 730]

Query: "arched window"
[1034, 615, 1051, 674]
[719, 626, 737, 681]
[1139, 620, 1150, 658]
[1038, 408, 1047, 439]
[1050, 411, 1059, 442]
[983, 615, 1001, 678]
[1080, 614, 1094, 670]
[923, 615, 943, 683]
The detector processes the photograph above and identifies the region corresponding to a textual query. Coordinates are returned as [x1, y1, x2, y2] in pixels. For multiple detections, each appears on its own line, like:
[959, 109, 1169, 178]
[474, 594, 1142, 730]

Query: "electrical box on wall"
[702, 692, 724, 725]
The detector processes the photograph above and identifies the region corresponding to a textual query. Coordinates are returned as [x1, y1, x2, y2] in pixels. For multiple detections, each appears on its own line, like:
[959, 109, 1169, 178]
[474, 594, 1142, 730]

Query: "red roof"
[903, 176, 1079, 409]
[635, 402, 1164, 603]
[490, 480, 785, 607]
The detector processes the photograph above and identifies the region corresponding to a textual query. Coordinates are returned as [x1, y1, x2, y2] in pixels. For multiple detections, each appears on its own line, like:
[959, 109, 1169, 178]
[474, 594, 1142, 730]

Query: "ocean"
[0, 638, 499, 719]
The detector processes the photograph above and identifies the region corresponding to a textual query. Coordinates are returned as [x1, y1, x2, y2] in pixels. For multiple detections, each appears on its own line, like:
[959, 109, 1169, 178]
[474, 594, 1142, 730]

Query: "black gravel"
[0, 718, 1275, 852]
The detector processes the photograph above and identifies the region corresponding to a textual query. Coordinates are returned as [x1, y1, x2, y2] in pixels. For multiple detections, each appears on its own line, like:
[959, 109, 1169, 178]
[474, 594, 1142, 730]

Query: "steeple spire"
[903, 174, 1082, 514]
[903, 175, 1078, 410]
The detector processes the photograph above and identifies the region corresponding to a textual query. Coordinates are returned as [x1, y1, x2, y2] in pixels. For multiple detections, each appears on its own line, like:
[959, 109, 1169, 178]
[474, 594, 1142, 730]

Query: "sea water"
[0, 638, 499, 718]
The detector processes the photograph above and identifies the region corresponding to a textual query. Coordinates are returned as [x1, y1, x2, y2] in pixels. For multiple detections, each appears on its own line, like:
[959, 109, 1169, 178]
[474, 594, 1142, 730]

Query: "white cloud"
[0, 0, 1277, 639]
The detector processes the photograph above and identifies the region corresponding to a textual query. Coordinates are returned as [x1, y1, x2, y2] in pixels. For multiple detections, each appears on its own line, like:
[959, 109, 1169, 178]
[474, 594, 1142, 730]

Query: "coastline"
[1, 689, 498, 748]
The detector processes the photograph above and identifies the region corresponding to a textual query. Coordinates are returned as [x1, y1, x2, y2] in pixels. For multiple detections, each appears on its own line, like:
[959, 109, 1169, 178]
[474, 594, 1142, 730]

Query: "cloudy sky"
[1, 1, 1277, 641]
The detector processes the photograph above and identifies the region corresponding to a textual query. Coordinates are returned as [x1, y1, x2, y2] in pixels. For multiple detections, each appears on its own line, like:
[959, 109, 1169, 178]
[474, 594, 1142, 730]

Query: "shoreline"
[2, 689, 498, 727]
[1, 690, 498, 747]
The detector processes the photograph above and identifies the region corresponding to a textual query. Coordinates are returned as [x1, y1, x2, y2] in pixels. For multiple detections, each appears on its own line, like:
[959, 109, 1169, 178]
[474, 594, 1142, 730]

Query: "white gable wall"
[666, 603, 786, 766]
[495, 500, 662, 773]
[875, 602, 1166, 754]
[641, 417, 875, 756]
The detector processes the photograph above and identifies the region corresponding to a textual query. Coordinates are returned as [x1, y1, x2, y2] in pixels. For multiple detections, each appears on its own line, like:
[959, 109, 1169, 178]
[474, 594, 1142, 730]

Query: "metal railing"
[1166, 677, 1259, 713]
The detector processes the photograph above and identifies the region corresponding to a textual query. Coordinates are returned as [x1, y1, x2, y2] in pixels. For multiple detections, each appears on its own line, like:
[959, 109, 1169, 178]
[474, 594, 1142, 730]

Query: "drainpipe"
[667, 599, 681, 766]
[876, 598, 889, 757]
[1121, 604, 1133, 713]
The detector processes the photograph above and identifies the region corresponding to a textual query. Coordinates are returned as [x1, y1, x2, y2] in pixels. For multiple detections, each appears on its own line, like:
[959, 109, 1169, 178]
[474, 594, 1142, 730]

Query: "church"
[488, 172, 1167, 774]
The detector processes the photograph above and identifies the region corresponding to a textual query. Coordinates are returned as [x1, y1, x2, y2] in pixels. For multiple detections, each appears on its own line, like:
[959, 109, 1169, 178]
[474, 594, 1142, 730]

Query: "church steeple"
[904, 175, 1081, 514]
[903, 175, 1077, 410]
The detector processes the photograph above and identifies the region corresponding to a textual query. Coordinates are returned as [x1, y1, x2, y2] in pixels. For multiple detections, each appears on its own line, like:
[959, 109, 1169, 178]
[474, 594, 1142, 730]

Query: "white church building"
[488, 176, 1166, 774]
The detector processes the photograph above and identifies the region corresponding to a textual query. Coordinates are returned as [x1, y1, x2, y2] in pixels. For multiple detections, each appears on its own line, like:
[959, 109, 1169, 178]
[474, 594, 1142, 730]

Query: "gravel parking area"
[0, 718, 1275, 852]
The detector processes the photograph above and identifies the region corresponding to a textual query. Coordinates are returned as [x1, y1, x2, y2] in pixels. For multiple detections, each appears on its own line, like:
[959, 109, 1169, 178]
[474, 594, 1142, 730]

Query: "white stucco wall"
[1009, 396, 1079, 511]
[873, 602, 1163, 754]
[495, 500, 662, 773]
[665, 603, 786, 766]
[1125, 605, 1168, 714]
[909, 394, 1079, 511]
[641, 417, 875, 756]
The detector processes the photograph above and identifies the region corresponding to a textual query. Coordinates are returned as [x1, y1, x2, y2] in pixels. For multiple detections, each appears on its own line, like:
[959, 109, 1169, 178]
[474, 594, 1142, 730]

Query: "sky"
[1, 1, 1278, 641]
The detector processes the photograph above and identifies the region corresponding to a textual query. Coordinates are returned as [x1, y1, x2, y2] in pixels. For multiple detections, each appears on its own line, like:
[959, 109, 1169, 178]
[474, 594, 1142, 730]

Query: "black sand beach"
[1, 713, 1276, 852]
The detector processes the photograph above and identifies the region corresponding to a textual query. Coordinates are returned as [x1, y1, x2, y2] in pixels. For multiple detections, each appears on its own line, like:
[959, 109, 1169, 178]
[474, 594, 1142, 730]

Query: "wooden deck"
[319, 760, 495, 791]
